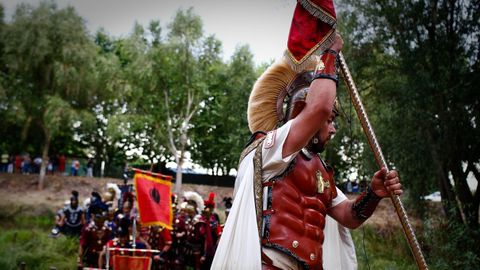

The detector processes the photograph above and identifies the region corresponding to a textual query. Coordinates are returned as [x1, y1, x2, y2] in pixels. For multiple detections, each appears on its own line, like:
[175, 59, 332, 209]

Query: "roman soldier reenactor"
[197, 192, 222, 270]
[211, 1, 403, 269]
[144, 225, 173, 270]
[51, 190, 84, 237]
[78, 203, 111, 269]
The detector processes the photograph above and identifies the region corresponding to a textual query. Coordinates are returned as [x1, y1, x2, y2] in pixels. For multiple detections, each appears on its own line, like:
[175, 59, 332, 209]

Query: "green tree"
[146, 8, 223, 193]
[338, 0, 480, 267]
[2, 2, 98, 188]
[191, 45, 257, 175]
[116, 22, 172, 170]
[343, 0, 479, 228]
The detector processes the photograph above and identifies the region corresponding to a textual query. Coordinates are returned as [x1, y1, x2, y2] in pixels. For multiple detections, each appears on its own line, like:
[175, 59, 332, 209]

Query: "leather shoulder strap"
[252, 139, 265, 238]
[237, 137, 266, 239]
[238, 137, 266, 165]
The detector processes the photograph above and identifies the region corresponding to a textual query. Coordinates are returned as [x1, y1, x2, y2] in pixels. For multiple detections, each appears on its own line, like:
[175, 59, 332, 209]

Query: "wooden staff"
[338, 52, 429, 270]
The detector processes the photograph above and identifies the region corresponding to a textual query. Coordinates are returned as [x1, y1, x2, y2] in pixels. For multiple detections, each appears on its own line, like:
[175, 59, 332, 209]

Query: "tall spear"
[338, 52, 429, 269]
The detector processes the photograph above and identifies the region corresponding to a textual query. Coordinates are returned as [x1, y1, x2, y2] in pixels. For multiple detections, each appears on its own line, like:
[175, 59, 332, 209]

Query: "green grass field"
[0, 206, 415, 270]
[0, 206, 78, 270]
[352, 226, 416, 270]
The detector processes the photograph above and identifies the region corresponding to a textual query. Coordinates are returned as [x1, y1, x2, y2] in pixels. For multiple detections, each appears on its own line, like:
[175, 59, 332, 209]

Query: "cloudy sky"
[3, 0, 297, 65]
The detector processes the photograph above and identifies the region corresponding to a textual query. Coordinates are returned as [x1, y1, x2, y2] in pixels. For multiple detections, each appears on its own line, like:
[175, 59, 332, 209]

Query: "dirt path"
[0, 173, 234, 218]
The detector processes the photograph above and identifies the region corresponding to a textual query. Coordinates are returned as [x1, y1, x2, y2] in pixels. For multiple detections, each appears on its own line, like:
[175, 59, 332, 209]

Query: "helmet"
[247, 59, 317, 133]
[204, 192, 215, 209]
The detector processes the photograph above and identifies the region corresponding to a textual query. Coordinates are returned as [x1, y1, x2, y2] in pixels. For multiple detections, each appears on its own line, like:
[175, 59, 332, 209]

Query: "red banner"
[134, 170, 173, 229]
[112, 255, 151, 270]
[286, 0, 337, 67]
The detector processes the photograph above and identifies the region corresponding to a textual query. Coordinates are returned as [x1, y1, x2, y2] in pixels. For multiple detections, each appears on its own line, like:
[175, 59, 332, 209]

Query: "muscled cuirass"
[261, 151, 337, 270]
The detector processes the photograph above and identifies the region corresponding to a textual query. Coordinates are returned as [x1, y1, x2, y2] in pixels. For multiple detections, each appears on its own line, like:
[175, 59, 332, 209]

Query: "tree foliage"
[1, 2, 98, 188]
[337, 0, 479, 267]
[191, 45, 257, 175]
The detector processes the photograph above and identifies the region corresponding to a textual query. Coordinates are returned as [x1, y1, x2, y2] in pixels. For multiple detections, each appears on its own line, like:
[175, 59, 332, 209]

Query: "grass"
[2, 203, 477, 270]
[352, 226, 417, 270]
[0, 205, 78, 270]
[0, 212, 417, 270]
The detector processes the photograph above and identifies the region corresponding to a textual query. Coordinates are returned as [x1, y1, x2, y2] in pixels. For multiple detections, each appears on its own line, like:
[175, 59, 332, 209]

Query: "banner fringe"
[299, 0, 336, 26]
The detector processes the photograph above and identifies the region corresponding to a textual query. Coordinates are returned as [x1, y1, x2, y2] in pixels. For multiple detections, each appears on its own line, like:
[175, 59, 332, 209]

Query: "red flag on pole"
[133, 169, 173, 229]
[112, 255, 152, 270]
[285, 0, 337, 70]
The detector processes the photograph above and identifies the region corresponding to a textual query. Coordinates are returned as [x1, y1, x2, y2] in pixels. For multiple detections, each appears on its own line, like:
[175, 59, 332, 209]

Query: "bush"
[423, 217, 480, 270]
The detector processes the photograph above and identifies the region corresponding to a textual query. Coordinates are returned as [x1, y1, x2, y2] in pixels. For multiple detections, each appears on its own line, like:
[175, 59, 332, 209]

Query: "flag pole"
[338, 52, 429, 270]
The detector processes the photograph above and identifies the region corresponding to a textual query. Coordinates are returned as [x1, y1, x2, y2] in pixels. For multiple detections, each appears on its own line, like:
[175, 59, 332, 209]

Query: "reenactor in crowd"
[85, 192, 109, 223]
[222, 197, 233, 220]
[103, 185, 118, 210]
[98, 217, 149, 268]
[78, 204, 111, 269]
[197, 192, 222, 270]
[143, 225, 172, 270]
[59, 191, 85, 236]
[171, 191, 203, 270]
[50, 191, 85, 237]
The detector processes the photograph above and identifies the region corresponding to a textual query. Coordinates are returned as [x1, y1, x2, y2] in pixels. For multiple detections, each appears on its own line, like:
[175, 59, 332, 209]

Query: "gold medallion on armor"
[316, 170, 330, 193]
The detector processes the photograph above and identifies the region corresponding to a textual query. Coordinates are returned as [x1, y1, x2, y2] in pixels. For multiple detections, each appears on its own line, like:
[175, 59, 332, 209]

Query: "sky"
[3, 0, 297, 65]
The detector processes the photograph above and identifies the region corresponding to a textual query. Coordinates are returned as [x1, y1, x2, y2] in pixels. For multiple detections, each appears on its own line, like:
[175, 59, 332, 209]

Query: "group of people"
[0, 152, 94, 177]
[52, 185, 230, 270]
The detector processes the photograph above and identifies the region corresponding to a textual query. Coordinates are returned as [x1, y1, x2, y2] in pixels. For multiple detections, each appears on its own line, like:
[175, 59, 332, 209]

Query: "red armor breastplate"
[262, 151, 337, 270]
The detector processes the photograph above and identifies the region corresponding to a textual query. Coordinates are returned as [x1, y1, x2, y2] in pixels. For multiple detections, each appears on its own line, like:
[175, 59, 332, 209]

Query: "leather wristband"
[312, 49, 339, 85]
[352, 185, 382, 220]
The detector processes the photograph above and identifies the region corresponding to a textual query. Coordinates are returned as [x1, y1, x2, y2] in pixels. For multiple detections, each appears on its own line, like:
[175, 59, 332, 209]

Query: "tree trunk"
[38, 134, 51, 190]
[174, 150, 184, 195]
[425, 128, 464, 222]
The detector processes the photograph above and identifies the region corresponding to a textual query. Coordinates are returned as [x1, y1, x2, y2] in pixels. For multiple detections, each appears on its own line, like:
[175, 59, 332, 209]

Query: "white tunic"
[211, 120, 357, 270]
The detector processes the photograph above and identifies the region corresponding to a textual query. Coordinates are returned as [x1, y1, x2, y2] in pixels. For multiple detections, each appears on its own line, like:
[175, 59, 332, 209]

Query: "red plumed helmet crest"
[204, 192, 215, 209]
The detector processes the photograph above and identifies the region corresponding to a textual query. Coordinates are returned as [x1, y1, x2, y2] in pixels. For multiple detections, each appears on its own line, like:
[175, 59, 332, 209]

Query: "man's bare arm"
[282, 34, 343, 158]
[327, 169, 403, 229]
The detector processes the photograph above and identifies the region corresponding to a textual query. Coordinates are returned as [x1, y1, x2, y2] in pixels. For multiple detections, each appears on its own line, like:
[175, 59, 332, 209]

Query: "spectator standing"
[15, 155, 22, 173]
[71, 158, 79, 176]
[1, 152, 8, 172]
[86, 158, 94, 177]
[352, 181, 359, 193]
[33, 156, 42, 173]
[346, 180, 353, 194]
[59, 154, 66, 173]
[22, 154, 31, 174]
[7, 155, 14, 173]
[75, 159, 81, 175]
[51, 155, 59, 173]
[47, 158, 54, 175]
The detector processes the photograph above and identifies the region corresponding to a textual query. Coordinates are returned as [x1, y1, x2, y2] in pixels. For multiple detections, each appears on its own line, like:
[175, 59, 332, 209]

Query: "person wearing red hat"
[212, 1, 403, 269]
[195, 192, 222, 270]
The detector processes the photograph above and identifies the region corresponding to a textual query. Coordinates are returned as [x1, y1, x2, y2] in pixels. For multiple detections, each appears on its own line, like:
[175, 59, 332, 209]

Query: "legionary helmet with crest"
[247, 0, 339, 134]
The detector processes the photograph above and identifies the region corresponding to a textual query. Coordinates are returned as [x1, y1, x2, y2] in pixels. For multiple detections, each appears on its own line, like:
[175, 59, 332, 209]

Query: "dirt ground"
[0, 173, 235, 220]
[0, 172, 426, 229]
